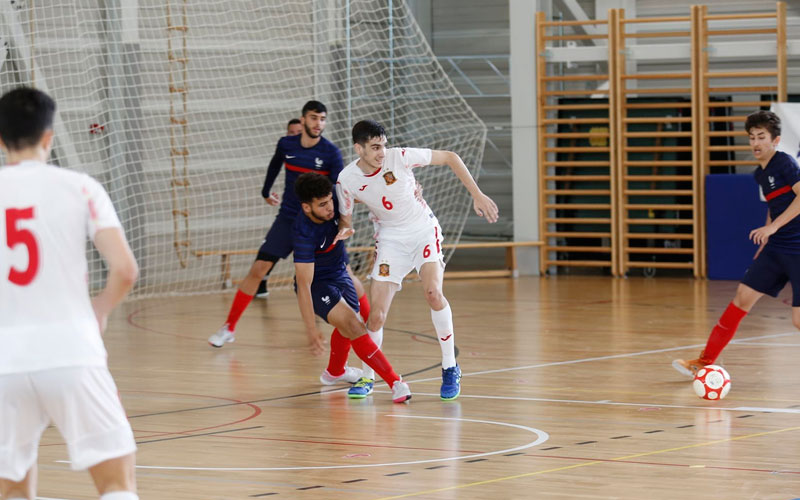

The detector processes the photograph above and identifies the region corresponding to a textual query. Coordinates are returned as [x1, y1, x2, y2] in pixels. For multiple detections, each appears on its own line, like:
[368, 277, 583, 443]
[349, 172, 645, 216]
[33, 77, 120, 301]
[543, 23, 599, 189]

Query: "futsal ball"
[692, 365, 731, 401]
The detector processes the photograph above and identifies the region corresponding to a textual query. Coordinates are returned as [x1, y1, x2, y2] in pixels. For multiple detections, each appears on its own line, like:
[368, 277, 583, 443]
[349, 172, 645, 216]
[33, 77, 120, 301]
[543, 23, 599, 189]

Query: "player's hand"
[306, 328, 327, 357]
[414, 181, 424, 202]
[749, 224, 777, 246]
[473, 192, 499, 223]
[91, 296, 111, 334]
[753, 243, 766, 260]
[265, 192, 280, 206]
[333, 227, 355, 245]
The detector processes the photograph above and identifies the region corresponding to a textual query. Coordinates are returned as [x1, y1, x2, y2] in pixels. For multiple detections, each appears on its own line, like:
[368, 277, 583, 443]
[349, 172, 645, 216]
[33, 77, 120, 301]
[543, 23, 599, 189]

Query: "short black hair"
[0, 87, 56, 151]
[287, 118, 301, 127]
[301, 100, 327, 116]
[745, 110, 781, 138]
[295, 172, 333, 204]
[352, 120, 385, 145]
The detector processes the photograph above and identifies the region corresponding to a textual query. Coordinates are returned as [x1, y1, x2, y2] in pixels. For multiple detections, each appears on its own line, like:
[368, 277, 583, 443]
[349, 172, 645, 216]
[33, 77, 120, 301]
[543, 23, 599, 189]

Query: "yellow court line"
[373, 426, 800, 500]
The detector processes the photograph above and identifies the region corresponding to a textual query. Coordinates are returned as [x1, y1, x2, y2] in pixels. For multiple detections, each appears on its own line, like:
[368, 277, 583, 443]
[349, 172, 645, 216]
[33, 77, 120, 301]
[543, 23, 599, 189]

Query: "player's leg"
[89, 454, 137, 499]
[673, 283, 763, 377]
[0, 373, 49, 500]
[0, 465, 36, 500]
[312, 279, 362, 386]
[416, 225, 460, 400]
[419, 260, 461, 400]
[36, 367, 138, 499]
[343, 265, 379, 397]
[209, 217, 294, 347]
[673, 248, 777, 377]
[208, 258, 274, 347]
[328, 301, 410, 403]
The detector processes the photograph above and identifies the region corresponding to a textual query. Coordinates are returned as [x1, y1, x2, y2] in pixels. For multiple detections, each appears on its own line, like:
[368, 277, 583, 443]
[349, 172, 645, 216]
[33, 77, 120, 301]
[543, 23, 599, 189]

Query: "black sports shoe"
[255, 278, 269, 298]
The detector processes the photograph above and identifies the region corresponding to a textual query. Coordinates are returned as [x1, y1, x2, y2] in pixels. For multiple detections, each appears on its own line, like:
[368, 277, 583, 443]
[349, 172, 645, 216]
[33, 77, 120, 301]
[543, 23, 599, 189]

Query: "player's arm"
[262, 141, 284, 205]
[294, 261, 325, 356]
[92, 227, 139, 333]
[429, 150, 499, 223]
[334, 181, 356, 243]
[751, 181, 800, 245]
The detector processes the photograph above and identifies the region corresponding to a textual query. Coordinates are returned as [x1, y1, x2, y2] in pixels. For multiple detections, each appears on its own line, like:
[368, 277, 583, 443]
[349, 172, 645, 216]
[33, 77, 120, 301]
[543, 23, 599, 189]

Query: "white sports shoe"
[391, 379, 412, 403]
[208, 325, 235, 347]
[319, 366, 364, 385]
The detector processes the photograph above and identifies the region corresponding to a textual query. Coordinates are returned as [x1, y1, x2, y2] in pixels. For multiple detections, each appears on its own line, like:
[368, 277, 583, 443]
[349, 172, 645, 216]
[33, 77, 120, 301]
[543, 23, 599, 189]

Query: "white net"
[0, 0, 486, 296]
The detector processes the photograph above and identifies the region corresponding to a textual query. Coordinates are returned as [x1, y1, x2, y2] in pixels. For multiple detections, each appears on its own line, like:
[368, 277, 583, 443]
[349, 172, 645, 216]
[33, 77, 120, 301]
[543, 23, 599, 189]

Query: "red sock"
[351, 334, 400, 387]
[326, 329, 352, 377]
[225, 290, 253, 331]
[358, 294, 371, 323]
[702, 302, 748, 363]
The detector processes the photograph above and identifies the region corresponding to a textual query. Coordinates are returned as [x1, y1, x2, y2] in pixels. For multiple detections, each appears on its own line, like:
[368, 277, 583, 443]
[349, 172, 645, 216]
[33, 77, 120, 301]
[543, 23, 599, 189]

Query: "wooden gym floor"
[32, 277, 800, 499]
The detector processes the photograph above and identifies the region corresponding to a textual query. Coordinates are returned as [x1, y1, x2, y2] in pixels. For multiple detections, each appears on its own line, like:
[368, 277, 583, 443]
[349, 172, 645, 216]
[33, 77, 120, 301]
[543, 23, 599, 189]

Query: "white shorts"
[370, 223, 445, 285]
[0, 366, 136, 482]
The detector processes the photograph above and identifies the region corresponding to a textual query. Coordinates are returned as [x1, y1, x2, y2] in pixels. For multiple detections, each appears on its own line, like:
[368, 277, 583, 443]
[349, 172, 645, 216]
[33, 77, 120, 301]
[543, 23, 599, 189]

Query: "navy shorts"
[303, 275, 359, 323]
[257, 215, 295, 262]
[741, 247, 800, 306]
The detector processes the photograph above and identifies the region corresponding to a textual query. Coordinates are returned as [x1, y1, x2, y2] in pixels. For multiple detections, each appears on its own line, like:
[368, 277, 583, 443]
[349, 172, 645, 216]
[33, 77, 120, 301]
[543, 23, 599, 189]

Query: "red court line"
[42, 391, 262, 447]
[527, 454, 800, 475]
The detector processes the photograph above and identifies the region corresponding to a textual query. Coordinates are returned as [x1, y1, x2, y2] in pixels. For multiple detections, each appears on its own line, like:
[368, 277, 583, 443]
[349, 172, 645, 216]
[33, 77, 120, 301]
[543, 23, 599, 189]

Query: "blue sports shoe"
[348, 377, 374, 399]
[440, 364, 461, 400]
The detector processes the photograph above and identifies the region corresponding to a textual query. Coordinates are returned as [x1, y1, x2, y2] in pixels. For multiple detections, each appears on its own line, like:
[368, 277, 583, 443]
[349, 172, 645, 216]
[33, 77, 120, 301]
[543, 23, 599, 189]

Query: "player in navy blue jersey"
[209, 101, 372, 354]
[292, 173, 411, 402]
[674, 110, 800, 376]
[255, 118, 303, 299]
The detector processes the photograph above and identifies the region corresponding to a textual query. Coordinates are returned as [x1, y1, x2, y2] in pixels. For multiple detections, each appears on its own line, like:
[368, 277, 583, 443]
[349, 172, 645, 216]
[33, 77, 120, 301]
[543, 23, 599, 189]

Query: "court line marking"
[372, 425, 800, 500]
[113, 415, 548, 472]
[374, 391, 800, 414]
[403, 331, 800, 385]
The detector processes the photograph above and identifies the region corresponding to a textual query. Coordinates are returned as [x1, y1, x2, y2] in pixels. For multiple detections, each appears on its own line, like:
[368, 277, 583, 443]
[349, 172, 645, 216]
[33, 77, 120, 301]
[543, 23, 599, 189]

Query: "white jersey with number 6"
[337, 147, 435, 235]
[0, 160, 122, 375]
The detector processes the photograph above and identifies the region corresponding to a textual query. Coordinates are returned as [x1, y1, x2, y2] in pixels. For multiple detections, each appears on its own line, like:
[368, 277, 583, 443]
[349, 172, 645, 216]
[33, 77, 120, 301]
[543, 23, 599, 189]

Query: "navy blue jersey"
[262, 134, 343, 219]
[754, 151, 800, 253]
[293, 212, 349, 282]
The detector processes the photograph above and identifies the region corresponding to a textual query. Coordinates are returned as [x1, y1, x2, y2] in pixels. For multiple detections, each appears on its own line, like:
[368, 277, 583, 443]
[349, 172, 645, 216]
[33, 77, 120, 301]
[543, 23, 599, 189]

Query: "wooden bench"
[194, 241, 543, 288]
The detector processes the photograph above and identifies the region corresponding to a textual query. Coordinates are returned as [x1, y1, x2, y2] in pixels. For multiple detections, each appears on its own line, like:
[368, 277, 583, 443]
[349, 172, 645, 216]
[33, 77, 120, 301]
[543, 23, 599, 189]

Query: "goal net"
[0, 0, 486, 296]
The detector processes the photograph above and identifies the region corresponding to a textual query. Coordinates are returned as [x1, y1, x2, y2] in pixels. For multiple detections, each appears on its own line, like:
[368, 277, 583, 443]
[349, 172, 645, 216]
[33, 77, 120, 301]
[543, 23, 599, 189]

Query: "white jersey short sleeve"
[0, 161, 123, 375]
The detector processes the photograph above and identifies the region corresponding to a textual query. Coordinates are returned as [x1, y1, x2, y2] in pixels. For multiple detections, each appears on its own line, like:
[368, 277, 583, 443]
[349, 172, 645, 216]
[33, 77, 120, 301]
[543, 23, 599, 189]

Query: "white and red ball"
[692, 364, 731, 400]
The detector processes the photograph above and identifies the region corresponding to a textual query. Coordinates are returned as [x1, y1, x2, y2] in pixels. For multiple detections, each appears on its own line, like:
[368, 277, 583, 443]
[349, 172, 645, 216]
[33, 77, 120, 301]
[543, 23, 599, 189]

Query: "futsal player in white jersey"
[336, 120, 498, 400]
[0, 88, 139, 500]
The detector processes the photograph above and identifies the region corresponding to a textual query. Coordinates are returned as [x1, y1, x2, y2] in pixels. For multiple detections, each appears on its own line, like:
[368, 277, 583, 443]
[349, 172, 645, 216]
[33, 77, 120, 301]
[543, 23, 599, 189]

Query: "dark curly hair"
[294, 172, 333, 204]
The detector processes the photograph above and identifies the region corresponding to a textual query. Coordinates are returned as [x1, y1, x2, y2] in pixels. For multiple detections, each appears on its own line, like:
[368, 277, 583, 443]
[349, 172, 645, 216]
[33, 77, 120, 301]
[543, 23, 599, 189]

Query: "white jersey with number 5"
[337, 147, 435, 235]
[0, 161, 122, 375]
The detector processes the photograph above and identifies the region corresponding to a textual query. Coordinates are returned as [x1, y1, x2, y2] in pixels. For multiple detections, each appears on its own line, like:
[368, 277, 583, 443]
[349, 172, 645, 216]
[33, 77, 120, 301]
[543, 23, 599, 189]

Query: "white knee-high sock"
[100, 492, 139, 500]
[361, 327, 383, 380]
[431, 304, 456, 369]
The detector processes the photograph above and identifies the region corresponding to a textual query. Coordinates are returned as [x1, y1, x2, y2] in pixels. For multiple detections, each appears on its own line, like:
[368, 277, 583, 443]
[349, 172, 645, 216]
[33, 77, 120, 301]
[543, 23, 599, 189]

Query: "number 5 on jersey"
[5, 207, 40, 286]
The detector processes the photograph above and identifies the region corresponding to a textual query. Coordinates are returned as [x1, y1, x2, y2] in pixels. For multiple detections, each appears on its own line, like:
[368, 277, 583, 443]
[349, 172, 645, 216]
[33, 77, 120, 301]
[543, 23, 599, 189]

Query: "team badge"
[383, 171, 397, 185]
[379, 263, 390, 277]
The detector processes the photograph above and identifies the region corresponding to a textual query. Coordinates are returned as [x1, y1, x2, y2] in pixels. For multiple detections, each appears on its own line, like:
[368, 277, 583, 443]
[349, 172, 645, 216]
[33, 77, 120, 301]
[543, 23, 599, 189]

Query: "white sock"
[361, 327, 383, 380]
[100, 491, 139, 500]
[431, 304, 456, 369]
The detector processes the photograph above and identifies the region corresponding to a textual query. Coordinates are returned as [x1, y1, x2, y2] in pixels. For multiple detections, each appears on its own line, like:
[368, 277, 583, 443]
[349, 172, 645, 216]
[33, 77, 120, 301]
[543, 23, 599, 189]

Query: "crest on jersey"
[768, 175, 776, 188]
[315, 157, 323, 167]
[383, 171, 397, 185]
[378, 263, 390, 277]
